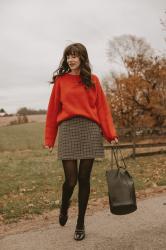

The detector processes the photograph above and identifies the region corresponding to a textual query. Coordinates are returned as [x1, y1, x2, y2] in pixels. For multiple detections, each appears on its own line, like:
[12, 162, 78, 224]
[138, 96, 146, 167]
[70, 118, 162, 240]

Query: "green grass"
[0, 122, 44, 151]
[0, 122, 166, 224]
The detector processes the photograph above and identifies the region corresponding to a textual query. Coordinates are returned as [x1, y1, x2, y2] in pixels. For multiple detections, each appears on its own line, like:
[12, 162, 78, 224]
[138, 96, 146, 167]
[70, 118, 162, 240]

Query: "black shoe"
[74, 225, 85, 241]
[59, 200, 71, 226]
[59, 213, 68, 226]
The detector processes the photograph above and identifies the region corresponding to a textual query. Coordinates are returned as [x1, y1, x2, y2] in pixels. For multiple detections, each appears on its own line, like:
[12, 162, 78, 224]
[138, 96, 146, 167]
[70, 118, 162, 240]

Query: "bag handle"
[111, 143, 127, 169]
[111, 145, 119, 169]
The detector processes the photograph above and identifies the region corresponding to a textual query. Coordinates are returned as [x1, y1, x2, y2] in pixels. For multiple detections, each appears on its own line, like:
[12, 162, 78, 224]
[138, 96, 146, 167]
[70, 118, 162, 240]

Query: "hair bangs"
[64, 45, 80, 57]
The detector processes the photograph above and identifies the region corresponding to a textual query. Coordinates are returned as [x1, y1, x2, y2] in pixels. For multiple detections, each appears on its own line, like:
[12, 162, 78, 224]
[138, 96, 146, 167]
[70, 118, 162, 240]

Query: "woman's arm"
[44, 77, 61, 148]
[95, 75, 118, 143]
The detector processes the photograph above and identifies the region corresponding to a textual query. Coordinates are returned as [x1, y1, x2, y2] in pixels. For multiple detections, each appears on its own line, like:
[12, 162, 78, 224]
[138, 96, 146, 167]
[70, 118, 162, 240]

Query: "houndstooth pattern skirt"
[57, 115, 105, 160]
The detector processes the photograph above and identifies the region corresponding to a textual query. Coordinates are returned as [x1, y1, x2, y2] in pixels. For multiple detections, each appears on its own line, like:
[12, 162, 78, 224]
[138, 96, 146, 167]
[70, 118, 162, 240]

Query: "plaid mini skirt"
[57, 115, 105, 160]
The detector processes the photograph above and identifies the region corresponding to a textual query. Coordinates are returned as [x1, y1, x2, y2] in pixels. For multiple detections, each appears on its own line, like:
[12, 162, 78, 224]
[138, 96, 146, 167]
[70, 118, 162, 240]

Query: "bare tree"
[106, 34, 154, 76]
[160, 10, 166, 43]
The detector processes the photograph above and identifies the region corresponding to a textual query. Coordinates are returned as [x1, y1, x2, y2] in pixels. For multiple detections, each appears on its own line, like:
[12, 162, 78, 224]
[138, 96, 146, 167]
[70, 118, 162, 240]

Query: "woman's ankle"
[76, 217, 85, 229]
[60, 199, 71, 215]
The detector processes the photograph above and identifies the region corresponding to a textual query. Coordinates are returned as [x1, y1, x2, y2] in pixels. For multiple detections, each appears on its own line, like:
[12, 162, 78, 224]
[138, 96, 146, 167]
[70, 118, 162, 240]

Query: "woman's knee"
[64, 178, 77, 189]
[78, 175, 90, 186]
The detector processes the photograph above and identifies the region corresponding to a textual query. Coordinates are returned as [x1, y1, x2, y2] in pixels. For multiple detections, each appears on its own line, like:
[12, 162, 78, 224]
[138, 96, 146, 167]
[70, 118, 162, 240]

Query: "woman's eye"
[67, 55, 77, 60]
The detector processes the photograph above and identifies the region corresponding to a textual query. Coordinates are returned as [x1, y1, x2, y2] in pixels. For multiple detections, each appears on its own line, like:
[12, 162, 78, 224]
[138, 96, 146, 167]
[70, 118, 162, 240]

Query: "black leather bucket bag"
[106, 145, 137, 215]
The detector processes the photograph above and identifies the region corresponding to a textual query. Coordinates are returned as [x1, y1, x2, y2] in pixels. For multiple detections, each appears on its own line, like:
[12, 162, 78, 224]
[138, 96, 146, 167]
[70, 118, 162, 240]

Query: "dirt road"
[0, 193, 166, 250]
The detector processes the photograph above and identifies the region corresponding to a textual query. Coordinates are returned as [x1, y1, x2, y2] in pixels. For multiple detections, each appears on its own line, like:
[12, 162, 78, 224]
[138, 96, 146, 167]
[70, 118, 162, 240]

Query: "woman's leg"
[60, 159, 78, 214]
[77, 158, 94, 228]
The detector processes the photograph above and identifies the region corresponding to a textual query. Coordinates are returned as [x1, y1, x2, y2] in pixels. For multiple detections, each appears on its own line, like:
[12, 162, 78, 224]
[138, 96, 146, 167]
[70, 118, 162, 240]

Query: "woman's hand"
[110, 137, 119, 144]
[44, 145, 53, 152]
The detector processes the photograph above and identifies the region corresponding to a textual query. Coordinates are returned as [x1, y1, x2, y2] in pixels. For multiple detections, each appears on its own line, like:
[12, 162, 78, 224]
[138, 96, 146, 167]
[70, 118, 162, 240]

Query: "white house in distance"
[0, 109, 7, 117]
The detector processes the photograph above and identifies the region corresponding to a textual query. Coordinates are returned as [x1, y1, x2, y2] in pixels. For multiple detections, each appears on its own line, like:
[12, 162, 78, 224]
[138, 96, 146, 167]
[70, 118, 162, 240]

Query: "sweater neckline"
[66, 73, 80, 77]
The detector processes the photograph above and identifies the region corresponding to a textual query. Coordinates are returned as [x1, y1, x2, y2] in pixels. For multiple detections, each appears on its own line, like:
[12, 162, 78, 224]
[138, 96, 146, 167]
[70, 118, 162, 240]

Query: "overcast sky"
[0, 0, 165, 114]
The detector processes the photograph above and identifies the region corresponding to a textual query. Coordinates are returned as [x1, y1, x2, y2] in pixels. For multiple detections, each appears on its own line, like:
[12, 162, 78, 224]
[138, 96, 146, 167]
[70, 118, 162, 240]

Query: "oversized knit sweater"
[44, 73, 118, 147]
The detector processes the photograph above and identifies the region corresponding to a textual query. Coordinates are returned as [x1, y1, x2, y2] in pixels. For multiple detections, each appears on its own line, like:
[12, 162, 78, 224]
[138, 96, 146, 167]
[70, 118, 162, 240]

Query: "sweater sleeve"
[44, 78, 61, 147]
[95, 75, 118, 143]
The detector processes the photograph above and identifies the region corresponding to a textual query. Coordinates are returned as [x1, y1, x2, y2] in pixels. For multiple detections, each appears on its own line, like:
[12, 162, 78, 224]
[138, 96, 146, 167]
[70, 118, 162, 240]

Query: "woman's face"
[66, 54, 81, 71]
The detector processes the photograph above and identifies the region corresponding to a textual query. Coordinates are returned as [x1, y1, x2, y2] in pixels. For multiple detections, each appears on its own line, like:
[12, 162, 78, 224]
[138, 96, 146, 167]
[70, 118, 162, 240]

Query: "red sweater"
[44, 73, 118, 147]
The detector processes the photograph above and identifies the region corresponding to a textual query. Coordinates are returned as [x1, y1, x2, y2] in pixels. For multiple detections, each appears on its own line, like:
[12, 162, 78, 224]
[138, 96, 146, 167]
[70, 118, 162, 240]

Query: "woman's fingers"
[43, 145, 53, 152]
[114, 137, 119, 143]
[49, 147, 53, 152]
[111, 137, 119, 144]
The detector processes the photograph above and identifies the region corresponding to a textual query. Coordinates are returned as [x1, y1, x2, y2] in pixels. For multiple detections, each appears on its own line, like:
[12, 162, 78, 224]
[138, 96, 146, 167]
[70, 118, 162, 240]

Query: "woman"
[44, 43, 118, 241]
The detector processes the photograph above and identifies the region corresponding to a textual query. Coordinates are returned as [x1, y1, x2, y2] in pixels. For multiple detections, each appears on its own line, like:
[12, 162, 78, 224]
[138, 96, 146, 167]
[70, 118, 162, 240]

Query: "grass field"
[0, 122, 166, 224]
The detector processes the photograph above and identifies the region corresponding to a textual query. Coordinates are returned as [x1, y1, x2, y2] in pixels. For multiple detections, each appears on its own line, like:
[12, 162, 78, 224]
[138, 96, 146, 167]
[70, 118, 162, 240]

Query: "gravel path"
[0, 193, 166, 250]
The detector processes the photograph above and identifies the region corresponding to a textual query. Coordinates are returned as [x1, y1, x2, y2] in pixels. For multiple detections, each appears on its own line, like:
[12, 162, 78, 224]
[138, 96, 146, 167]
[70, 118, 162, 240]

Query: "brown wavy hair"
[50, 43, 95, 89]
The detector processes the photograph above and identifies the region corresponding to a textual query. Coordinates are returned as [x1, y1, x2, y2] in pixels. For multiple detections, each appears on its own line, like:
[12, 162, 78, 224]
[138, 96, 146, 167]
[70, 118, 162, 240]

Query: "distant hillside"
[0, 114, 46, 127]
[17, 107, 46, 115]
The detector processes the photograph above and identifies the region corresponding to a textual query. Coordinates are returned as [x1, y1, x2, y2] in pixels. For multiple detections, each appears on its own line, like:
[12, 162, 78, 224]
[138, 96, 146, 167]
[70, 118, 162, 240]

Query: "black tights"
[61, 159, 94, 228]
